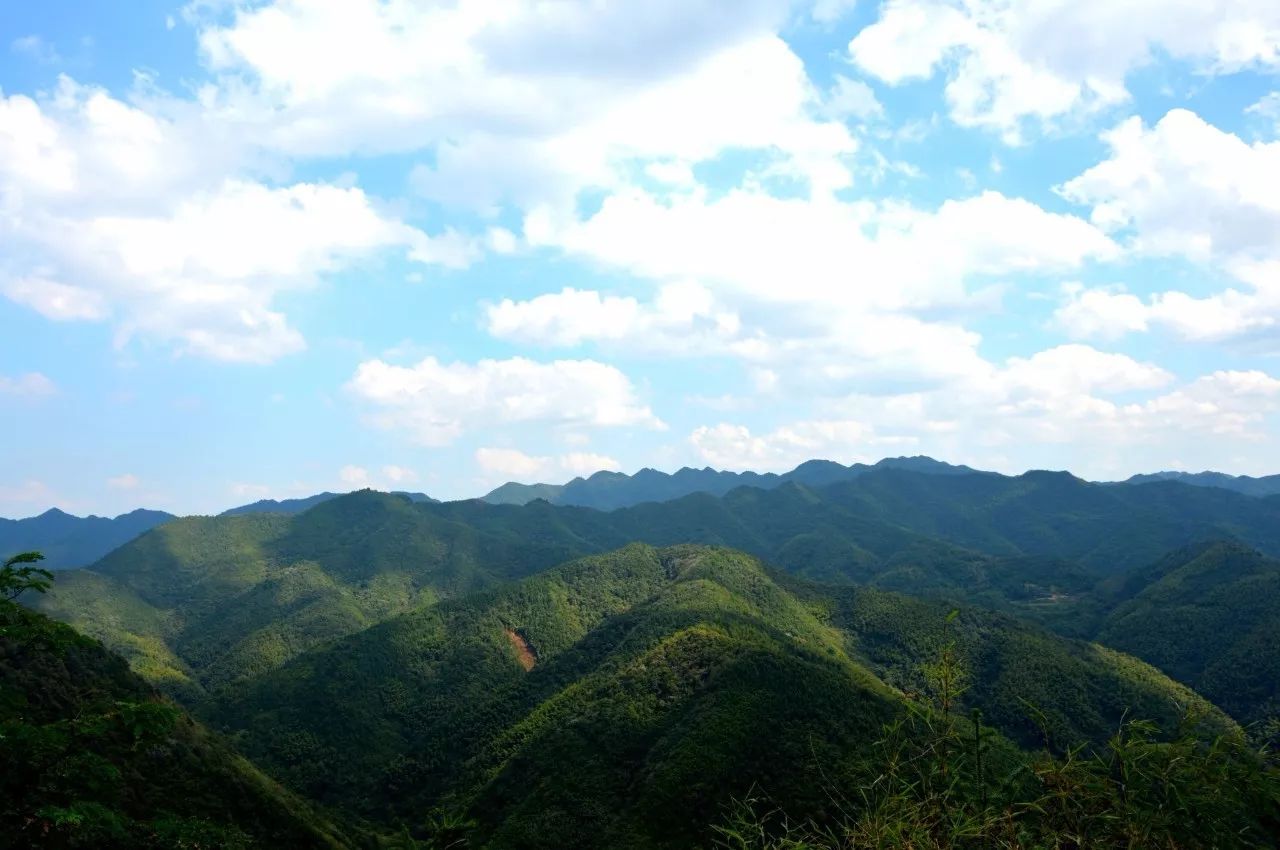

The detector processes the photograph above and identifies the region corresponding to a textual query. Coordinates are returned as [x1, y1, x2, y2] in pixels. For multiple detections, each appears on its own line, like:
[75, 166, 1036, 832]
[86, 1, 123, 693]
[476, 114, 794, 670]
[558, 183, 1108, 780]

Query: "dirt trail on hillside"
[504, 628, 536, 671]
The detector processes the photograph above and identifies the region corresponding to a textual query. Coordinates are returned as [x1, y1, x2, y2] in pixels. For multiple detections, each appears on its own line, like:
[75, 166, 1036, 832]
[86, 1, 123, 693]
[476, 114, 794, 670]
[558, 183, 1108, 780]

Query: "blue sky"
[3, 0, 1280, 517]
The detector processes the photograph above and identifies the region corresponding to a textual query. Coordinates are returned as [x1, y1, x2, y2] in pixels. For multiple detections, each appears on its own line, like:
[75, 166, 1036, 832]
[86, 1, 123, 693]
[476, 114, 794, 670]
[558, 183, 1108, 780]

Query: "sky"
[3, 0, 1280, 517]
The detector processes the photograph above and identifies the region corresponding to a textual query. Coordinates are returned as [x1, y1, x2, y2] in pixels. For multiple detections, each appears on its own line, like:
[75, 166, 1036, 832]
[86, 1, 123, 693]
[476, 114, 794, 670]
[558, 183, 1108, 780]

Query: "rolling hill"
[201, 544, 1238, 847]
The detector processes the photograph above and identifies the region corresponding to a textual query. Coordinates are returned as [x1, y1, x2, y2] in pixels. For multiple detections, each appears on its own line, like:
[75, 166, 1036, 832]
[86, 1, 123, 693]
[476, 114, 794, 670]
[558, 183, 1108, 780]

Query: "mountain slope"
[34, 491, 583, 698]
[0, 507, 174, 570]
[0, 598, 351, 849]
[203, 544, 1234, 848]
[1097, 541, 1280, 725]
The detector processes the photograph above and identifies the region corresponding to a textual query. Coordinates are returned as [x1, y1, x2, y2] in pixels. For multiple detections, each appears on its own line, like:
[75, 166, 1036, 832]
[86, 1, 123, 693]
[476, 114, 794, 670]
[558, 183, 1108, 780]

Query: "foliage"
[712, 623, 1280, 850]
[0, 574, 352, 849]
[2, 551, 53, 601]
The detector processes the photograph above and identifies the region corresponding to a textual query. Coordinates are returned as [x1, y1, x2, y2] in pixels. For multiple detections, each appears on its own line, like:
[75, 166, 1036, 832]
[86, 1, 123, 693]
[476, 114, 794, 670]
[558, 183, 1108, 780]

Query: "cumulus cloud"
[0, 81, 472, 362]
[106, 473, 140, 490]
[348, 356, 664, 446]
[196, 2, 852, 203]
[1055, 110, 1280, 341]
[484, 282, 741, 352]
[849, 0, 1280, 139]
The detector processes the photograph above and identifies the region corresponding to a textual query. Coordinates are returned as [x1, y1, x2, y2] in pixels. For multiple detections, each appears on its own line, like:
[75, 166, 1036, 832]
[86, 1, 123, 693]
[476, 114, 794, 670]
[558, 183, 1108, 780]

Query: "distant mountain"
[221, 489, 437, 516]
[481, 455, 988, 510]
[0, 507, 175, 570]
[0, 490, 439, 571]
[221, 492, 344, 516]
[1121, 470, 1280, 497]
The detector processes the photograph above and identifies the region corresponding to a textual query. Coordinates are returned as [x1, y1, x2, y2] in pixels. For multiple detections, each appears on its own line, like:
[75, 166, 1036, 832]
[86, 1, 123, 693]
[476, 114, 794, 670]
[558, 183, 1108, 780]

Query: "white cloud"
[1054, 283, 1150, 339]
[807, 351, 1280, 479]
[196, 2, 851, 203]
[518, 185, 1115, 395]
[3, 277, 110, 321]
[822, 75, 884, 121]
[1056, 110, 1280, 341]
[475, 448, 552, 479]
[691, 419, 912, 470]
[381, 465, 418, 485]
[0, 372, 57, 396]
[530, 188, 1114, 317]
[475, 447, 621, 481]
[0, 480, 58, 515]
[107, 473, 140, 490]
[0, 81, 472, 362]
[484, 282, 741, 352]
[348, 356, 664, 446]
[338, 465, 371, 487]
[560, 452, 622, 476]
[1249, 91, 1280, 133]
[849, 0, 1280, 139]
[811, 0, 861, 24]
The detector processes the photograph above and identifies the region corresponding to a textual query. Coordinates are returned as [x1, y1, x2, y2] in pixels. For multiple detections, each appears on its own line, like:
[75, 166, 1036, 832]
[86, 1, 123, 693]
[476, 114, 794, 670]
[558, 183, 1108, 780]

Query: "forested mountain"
[0, 507, 174, 570]
[201, 544, 1237, 847]
[20, 469, 1280, 847]
[481, 456, 986, 509]
[32, 494, 580, 699]
[1, 590, 351, 848]
[1097, 541, 1280, 725]
[34, 469, 1280, 710]
[1122, 470, 1280, 497]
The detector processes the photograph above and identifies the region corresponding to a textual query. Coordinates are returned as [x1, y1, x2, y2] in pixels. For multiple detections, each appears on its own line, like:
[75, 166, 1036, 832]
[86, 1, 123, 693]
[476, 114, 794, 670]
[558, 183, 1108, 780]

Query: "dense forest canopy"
[10, 468, 1280, 847]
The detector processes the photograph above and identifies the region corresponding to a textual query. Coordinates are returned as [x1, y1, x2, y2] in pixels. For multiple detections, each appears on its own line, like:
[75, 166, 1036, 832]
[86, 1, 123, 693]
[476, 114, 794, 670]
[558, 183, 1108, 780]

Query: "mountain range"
[9, 460, 1280, 847]
[11, 457, 1280, 574]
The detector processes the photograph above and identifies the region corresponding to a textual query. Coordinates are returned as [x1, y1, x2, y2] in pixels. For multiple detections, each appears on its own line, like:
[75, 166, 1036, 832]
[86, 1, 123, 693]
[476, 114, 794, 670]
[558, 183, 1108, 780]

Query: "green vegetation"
[18, 467, 1280, 847]
[1098, 541, 1280, 726]
[200, 545, 1249, 847]
[713, 617, 1280, 849]
[33, 491, 583, 699]
[0, 553, 351, 849]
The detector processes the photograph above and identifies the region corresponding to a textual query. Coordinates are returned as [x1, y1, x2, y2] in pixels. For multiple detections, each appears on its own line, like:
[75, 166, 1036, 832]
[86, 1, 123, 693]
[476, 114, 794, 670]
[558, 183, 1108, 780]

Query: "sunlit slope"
[205, 544, 1233, 848]
[34, 491, 581, 697]
[0, 600, 352, 849]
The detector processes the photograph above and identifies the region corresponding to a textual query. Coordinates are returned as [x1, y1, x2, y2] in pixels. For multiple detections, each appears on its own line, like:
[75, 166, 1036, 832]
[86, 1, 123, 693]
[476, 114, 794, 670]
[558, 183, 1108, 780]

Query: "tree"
[1, 551, 53, 602]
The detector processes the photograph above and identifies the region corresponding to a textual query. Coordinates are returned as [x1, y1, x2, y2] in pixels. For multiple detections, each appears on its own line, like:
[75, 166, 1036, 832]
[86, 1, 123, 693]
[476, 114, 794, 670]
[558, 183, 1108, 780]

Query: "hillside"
[1097, 541, 1280, 725]
[201, 544, 1238, 847]
[33, 491, 582, 698]
[37, 469, 1280, 713]
[0, 507, 174, 570]
[0, 597, 351, 849]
